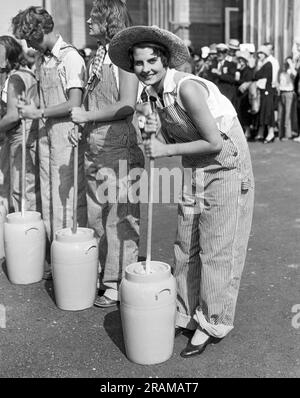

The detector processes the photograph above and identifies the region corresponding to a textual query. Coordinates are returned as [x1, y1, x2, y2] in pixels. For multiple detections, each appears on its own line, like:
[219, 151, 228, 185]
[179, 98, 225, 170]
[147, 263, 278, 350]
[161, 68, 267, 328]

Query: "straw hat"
[240, 43, 256, 53]
[216, 43, 228, 52]
[257, 45, 270, 57]
[108, 25, 190, 73]
[228, 38, 240, 50]
[236, 50, 250, 63]
[209, 43, 217, 54]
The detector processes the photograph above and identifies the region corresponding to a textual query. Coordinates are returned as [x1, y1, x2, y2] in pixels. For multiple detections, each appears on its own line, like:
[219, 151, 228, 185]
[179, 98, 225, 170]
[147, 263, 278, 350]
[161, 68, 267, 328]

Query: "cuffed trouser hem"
[176, 311, 198, 331]
[102, 283, 119, 301]
[194, 309, 234, 339]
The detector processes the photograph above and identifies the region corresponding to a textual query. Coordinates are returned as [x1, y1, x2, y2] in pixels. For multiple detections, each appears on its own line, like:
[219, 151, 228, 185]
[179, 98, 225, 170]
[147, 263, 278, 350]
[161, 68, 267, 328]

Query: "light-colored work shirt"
[144, 68, 237, 134]
[43, 35, 86, 93]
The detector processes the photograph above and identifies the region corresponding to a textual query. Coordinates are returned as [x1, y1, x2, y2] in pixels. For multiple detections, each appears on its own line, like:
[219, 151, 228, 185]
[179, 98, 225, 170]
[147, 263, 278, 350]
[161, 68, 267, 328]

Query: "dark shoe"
[175, 327, 193, 338]
[264, 136, 275, 144]
[255, 136, 264, 142]
[180, 336, 221, 358]
[94, 295, 119, 308]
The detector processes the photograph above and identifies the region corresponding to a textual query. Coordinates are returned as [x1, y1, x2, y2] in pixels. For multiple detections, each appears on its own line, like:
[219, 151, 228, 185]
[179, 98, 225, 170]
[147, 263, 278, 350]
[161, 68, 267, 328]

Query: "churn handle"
[155, 289, 171, 301]
[85, 245, 97, 255]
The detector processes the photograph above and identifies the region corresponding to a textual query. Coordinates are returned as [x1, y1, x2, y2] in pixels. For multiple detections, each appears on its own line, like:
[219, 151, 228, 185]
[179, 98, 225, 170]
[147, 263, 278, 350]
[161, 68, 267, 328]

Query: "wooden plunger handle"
[21, 118, 26, 217]
[145, 98, 158, 273]
[146, 155, 154, 271]
[72, 124, 79, 234]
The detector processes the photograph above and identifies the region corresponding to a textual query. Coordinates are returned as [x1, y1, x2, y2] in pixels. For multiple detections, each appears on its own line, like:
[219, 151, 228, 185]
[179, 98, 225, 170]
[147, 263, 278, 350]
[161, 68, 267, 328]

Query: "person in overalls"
[0, 39, 11, 213]
[0, 35, 41, 213]
[109, 26, 255, 358]
[70, 0, 144, 308]
[12, 7, 87, 279]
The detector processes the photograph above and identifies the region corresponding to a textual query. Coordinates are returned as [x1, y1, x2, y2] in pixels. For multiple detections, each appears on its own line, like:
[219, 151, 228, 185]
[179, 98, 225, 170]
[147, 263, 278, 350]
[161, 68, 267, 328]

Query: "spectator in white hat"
[199, 43, 219, 84]
[227, 38, 240, 62]
[211, 43, 238, 106]
[254, 45, 276, 143]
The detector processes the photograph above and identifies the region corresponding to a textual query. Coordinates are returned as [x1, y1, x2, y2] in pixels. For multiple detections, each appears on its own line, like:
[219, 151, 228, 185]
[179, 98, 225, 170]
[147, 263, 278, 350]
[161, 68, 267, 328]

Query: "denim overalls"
[157, 73, 254, 338]
[37, 44, 87, 242]
[8, 68, 41, 213]
[0, 68, 40, 213]
[85, 60, 144, 297]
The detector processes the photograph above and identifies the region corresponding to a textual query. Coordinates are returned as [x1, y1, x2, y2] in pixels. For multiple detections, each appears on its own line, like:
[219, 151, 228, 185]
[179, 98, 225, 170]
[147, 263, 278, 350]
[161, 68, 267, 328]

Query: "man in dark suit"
[211, 40, 240, 108]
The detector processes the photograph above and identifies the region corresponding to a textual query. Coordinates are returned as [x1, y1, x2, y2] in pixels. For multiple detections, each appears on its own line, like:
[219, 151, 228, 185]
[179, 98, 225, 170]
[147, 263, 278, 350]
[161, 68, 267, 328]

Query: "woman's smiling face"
[132, 47, 167, 89]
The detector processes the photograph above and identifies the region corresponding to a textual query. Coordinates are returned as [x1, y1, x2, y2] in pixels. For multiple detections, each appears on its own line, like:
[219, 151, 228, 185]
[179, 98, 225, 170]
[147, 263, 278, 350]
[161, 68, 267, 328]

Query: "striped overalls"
[37, 44, 87, 242]
[157, 73, 254, 338]
[0, 68, 41, 213]
[8, 68, 41, 213]
[0, 78, 10, 212]
[85, 60, 144, 298]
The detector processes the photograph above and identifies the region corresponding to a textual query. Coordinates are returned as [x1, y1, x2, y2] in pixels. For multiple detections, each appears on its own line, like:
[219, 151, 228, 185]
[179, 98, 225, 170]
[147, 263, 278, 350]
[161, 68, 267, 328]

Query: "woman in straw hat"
[254, 45, 276, 143]
[109, 26, 254, 358]
[70, 0, 144, 308]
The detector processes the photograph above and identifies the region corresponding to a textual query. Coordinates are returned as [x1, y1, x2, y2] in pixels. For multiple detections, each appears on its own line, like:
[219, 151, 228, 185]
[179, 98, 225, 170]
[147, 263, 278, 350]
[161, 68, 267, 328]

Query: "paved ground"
[0, 140, 300, 379]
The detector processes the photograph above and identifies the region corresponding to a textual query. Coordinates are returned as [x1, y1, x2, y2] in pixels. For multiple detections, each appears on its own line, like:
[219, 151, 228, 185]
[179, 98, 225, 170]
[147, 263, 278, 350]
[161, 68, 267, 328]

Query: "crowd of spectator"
[177, 38, 300, 144]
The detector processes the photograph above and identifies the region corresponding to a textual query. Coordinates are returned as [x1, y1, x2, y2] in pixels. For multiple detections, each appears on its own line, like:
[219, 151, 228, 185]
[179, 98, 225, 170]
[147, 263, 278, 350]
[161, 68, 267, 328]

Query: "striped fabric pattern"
[157, 91, 254, 338]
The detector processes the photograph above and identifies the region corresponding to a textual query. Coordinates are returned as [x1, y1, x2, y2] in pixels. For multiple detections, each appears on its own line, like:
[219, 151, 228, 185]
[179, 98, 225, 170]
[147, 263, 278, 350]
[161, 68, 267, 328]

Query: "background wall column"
[70, 0, 86, 49]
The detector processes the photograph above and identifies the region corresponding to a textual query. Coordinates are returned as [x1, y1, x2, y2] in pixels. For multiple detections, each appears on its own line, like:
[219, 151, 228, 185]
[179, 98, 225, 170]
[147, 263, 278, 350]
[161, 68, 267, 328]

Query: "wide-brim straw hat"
[216, 43, 228, 53]
[108, 25, 190, 73]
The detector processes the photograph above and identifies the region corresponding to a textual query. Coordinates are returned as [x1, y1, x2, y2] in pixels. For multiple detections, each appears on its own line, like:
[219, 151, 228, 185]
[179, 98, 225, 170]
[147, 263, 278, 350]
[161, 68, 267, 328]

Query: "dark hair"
[128, 42, 170, 71]
[11, 6, 54, 44]
[90, 0, 132, 43]
[0, 35, 27, 72]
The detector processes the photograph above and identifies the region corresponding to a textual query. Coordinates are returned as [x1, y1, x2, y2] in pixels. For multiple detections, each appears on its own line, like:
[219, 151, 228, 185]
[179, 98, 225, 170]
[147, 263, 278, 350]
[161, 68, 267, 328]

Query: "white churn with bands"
[51, 227, 98, 311]
[120, 261, 176, 365]
[4, 211, 46, 284]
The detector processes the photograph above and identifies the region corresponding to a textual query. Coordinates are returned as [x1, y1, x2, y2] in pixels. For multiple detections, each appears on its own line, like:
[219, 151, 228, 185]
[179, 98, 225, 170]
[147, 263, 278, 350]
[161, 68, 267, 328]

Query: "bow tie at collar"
[44, 49, 53, 58]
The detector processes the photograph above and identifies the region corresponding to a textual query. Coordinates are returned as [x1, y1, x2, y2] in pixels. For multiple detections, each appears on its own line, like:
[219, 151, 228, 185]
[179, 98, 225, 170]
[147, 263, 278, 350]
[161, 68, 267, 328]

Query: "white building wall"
[70, 0, 86, 49]
[0, 0, 43, 36]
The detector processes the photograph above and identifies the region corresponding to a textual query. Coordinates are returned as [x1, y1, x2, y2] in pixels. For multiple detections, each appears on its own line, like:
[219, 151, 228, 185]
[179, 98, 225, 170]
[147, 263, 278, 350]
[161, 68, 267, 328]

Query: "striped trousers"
[174, 131, 254, 339]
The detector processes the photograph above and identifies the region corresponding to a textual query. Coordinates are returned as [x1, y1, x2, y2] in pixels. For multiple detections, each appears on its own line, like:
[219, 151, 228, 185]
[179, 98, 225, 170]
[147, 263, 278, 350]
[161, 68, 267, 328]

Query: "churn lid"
[55, 227, 95, 243]
[6, 211, 42, 224]
[125, 261, 171, 283]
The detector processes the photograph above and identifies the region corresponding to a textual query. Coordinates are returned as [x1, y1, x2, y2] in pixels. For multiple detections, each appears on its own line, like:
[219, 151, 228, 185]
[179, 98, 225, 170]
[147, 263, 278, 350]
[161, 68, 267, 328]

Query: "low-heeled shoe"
[94, 295, 119, 308]
[180, 336, 221, 358]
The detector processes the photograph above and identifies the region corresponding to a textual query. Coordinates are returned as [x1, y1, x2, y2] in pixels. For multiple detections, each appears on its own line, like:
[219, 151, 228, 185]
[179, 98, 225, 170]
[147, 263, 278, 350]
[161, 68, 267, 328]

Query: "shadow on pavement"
[104, 309, 126, 356]
[1, 259, 8, 279]
[44, 279, 56, 304]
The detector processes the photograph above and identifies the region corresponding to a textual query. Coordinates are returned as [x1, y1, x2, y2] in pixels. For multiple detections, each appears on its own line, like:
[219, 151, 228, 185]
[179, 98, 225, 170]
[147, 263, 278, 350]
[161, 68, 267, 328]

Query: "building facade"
[243, 0, 296, 63]
[0, 0, 299, 64]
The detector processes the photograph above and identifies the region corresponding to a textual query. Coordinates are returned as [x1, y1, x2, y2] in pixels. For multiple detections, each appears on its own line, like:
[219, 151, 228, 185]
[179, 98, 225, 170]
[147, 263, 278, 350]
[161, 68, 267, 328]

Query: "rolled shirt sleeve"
[62, 50, 86, 91]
